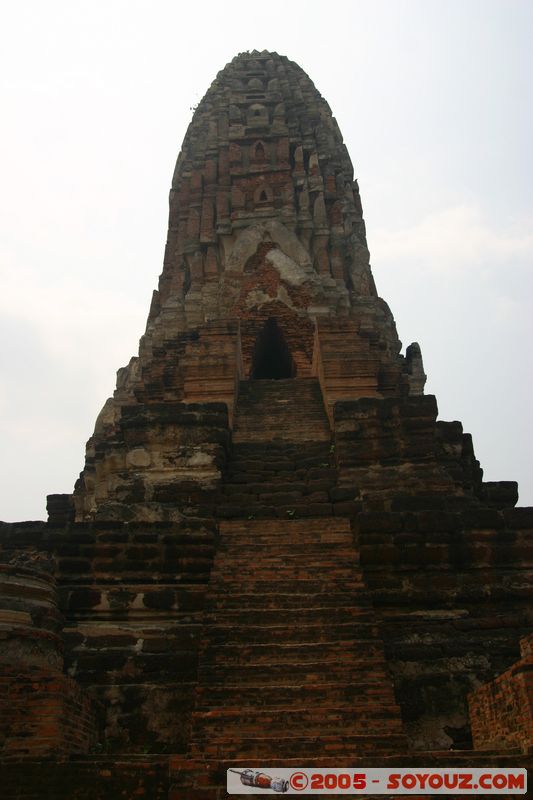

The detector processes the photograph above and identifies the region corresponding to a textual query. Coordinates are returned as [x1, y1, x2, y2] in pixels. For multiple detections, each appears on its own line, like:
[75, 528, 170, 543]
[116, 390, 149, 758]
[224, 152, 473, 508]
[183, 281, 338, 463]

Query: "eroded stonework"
[0, 51, 531, 799]
[72, 51, 424, 524]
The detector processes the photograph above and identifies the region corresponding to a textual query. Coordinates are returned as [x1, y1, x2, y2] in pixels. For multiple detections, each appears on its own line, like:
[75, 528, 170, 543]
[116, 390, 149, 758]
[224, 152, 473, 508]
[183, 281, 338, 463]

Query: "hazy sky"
[1, 0, 532, 521]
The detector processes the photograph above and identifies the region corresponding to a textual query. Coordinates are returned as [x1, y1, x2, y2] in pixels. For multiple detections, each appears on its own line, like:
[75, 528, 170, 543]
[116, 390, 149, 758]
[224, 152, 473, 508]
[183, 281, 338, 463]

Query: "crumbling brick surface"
[1, 50, 531, 791]
[0, 670, 97, 760]
[468, 634, 533, 753]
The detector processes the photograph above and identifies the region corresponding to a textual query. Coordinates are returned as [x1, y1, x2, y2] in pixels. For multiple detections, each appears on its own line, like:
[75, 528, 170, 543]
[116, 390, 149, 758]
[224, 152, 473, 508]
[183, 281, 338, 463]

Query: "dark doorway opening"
[251, 318, 295, 379]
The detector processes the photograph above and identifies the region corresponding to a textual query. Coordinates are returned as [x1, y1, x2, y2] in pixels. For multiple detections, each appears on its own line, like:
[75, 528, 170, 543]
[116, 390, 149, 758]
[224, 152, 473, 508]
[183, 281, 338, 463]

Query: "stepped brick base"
[1, 750, 530, 799]
[188, 518, 406, 762]
[169, 751, 531, 800]
[1, 49, 531, 799]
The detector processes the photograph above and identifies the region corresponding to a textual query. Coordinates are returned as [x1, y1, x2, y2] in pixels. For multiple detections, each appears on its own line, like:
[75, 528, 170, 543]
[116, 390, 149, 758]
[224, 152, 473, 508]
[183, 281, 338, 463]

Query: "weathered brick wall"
[2, 49, 532, 783]
[0, 670, 96, 760]
[169, 751, 532, 800]
[74, 401, 230, 522]
[0, 562, 97, 760]
[239, 301, 315, 378]
[355, 508, 533, 749]
[315, 319, 381, 417]
[334, 395, 453, 507]
[59, 523, 215, 753]
[0, 519, 218, 755]
[331, 395, 530, 749]
[468, 634, 533, 752]
[333, 395, 486, 508]
[1, 750, 531, 800]
[1, 757, 169, 799]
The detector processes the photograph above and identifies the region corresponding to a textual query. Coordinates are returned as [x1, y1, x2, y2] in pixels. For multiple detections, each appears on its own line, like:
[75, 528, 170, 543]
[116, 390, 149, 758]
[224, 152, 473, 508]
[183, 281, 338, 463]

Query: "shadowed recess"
[250, 317, 294, 379]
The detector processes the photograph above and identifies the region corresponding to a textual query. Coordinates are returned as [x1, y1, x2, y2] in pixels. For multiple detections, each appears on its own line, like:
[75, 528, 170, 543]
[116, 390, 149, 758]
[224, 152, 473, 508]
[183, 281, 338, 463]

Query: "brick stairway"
[165, 379, 406, 796]
[217, 378, 360, 520]
[170, 379, 531, 798]
[232, 378, 331, 443]
[171, 518, 407, 797]
[216, 441, 348, 519]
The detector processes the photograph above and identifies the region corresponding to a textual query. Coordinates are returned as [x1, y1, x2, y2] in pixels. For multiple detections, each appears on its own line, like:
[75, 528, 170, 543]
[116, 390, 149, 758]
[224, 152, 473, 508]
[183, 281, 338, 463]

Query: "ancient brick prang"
[1, 50, 532, 797]
[159, 51, 375, 317]
[72, 51, 423, 524]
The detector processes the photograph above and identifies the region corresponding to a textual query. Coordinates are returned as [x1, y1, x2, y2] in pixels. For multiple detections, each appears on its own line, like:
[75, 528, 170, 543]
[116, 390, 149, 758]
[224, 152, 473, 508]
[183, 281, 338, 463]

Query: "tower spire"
[72, 51, 426, 522]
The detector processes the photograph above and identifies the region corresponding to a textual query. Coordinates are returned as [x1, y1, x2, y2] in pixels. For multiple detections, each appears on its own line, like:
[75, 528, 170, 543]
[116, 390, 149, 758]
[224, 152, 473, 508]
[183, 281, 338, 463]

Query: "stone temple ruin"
[0, 51, 531, 798]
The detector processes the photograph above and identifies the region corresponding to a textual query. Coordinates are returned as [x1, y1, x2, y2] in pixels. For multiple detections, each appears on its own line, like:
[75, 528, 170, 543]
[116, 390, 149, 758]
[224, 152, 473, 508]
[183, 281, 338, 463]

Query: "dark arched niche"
[251, 318, 295, 379]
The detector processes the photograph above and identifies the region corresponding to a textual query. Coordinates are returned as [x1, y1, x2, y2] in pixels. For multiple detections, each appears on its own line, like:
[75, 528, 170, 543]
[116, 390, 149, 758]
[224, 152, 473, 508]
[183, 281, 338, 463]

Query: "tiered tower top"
[149, 50, 377, 339]
[73, 51, 426, 522]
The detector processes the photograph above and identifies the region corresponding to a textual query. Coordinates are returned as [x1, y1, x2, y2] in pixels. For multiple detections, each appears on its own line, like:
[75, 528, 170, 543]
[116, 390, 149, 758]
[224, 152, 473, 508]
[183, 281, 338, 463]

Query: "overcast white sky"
[1, 0, 531, 521]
